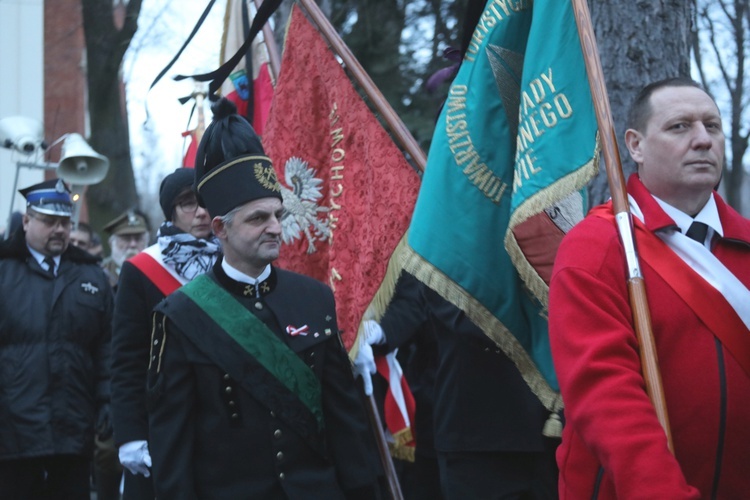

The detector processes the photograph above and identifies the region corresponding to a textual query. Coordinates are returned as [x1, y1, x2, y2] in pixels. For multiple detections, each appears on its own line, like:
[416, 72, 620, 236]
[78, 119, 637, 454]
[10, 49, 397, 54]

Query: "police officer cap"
[19, 179, 73, 217]
[159, 168, 195, 219]
[103, 210, 149, 236]
[193, 98, 282, 217]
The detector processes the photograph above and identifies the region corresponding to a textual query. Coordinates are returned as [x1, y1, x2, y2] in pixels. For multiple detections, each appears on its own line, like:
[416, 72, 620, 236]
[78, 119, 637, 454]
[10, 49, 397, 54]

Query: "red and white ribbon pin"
[286, 324, 309, 336]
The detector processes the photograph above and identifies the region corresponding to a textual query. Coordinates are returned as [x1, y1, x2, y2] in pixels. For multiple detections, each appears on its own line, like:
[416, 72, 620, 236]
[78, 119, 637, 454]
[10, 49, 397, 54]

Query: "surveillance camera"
[0, 116, 46, 155]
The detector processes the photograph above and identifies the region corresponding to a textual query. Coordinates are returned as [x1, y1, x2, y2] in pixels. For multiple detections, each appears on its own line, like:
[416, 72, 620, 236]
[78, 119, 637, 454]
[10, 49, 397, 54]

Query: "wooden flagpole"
[365, 388, 406, 500]
[570, 0, 673, 452]
[264, 3, 408, 497]
[296, 0, 426, 173]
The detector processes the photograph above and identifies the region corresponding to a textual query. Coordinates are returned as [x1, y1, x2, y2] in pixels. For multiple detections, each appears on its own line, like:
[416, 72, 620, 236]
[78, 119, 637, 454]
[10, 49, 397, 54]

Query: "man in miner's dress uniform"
[147, 98, 382, 499]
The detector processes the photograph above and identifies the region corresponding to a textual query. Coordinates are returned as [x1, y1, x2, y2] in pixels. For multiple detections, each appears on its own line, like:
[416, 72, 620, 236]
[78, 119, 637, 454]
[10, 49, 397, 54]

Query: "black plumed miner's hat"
[193, 98, 282, 218]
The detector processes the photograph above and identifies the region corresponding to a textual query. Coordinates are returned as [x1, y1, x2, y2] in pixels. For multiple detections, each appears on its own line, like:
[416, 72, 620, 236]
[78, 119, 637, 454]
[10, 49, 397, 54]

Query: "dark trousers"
[122, 470, 154, 500]
[397, 453, 445, 500]
[437, 448, 559, 500]
[94, 434, 123, 500]
[0, 455, 90, 500]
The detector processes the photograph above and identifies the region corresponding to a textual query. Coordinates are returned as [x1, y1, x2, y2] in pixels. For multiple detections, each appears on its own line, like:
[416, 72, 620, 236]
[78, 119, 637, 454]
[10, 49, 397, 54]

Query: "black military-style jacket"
[111, 253, 172, 448]
[147, 261, 381, 499]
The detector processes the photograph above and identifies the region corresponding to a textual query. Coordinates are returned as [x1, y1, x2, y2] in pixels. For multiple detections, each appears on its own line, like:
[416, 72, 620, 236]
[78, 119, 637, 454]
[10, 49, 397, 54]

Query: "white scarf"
[629, 195, 750, 329]
[156, 221, 221, 281]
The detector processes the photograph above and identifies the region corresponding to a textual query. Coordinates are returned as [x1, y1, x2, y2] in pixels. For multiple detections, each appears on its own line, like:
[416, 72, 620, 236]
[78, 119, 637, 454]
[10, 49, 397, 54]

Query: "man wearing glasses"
[111, 168, 220, 499]
[0, 179, 113, 499]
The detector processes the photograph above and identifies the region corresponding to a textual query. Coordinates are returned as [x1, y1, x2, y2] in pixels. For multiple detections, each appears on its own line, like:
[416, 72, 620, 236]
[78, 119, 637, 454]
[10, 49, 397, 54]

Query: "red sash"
[592, 205, 750, 378]
[129, 252, 183, 296]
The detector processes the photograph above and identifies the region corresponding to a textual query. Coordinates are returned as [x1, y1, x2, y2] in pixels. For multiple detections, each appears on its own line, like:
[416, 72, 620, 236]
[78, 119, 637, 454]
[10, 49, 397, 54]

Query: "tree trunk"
[721, 0, 748, 214]
[590, 0, 692, 205]
[80, 0, 143, 233]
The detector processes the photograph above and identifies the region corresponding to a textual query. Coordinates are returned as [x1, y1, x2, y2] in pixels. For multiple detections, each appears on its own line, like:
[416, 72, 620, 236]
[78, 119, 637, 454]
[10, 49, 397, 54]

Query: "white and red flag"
[220, 0, 275, 135]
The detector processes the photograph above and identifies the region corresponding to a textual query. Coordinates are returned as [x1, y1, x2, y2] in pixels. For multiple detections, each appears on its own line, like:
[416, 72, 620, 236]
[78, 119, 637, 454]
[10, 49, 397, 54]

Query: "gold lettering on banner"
[328, 212, 339, 231]
[330, 129, 344, 148]
[513, 67, 575, 192]
[329, 105, 340, 126]
[466, 0, 532, 62]
[444, 85, 508, 205]
[329, 268, 343, 292]
[331, 164, 345, 181]
[331, 148, 346, 171]
[328, 104, 345, 247]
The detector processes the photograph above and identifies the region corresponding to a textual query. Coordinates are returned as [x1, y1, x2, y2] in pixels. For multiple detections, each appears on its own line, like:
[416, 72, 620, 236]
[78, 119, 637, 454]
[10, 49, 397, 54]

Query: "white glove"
[363, 319, 385, 345]
[118, 440, 152, 477]
[353, 320, 386, 396]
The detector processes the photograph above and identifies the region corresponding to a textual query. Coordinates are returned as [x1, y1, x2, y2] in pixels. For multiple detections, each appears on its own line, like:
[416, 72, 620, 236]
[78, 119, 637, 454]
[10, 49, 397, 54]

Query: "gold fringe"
[348, 235, 410, 360]
[392, 426, 414, 447]
[388, 442, 416, 463]
[400, 244, 564, 414]
[507, 136, 601, 309]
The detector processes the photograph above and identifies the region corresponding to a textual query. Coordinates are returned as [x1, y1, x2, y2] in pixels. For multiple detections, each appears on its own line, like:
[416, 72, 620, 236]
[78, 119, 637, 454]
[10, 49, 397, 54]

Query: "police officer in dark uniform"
[0, 179, 113, 500]
[147, 99, 382, 499]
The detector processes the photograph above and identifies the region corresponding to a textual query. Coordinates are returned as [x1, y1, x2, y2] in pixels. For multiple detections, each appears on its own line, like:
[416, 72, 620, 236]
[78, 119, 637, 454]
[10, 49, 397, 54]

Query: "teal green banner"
[405, 0, 598, 411]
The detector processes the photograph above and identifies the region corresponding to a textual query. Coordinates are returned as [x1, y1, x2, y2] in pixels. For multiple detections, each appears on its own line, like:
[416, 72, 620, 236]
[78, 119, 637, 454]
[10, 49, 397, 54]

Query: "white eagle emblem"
[279, 157, 331, 254]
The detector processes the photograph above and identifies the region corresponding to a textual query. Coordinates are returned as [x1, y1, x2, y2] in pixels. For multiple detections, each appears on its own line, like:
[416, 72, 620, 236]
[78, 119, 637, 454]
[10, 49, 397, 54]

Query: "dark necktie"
[685, 221, 709, 245]
[43, 256, 56, 277]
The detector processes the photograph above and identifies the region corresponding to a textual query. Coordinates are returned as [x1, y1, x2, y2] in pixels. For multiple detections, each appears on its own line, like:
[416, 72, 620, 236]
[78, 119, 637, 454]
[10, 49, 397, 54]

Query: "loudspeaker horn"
[57, 133, 110, 185]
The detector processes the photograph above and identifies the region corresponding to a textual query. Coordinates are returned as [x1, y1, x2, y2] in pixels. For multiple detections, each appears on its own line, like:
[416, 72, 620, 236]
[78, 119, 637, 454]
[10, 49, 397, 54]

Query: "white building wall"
[0, 0, 44, 235]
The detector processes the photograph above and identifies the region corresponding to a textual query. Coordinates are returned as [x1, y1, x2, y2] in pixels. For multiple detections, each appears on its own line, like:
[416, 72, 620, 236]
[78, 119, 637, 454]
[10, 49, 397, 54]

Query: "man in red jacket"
[549, 77, 750, 499]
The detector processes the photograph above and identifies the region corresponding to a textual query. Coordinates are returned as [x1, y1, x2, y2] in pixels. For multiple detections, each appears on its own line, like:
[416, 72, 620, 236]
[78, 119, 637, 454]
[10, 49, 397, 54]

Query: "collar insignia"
[215, 262, 277, 298]
[242, 279, 271, 298]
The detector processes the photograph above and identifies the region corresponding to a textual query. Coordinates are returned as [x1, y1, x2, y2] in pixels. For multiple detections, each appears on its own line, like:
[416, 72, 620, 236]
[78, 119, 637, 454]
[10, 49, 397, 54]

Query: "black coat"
[147, 262, 381, 499]
[424, 285, 552, 453]
[111, 249, 174, 446]
[0, 229, 113, 459]
[374, 272, 438, 458]
[376, 272, 551, 453]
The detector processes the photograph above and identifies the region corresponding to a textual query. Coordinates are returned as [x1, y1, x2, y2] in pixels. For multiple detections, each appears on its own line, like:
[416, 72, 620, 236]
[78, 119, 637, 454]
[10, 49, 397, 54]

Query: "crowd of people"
[0, 78, 747, 499]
